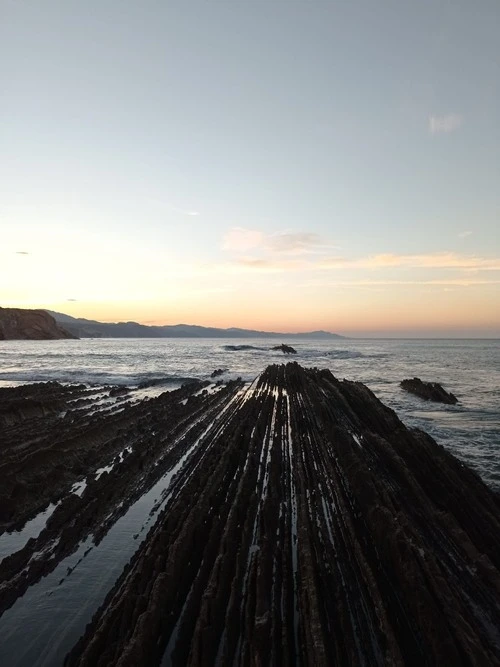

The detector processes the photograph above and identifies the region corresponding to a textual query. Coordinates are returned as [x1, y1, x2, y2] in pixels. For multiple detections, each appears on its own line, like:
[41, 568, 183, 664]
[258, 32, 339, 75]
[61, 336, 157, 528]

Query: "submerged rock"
[271, 343, 297, 354]
[401, 377, 458, 404]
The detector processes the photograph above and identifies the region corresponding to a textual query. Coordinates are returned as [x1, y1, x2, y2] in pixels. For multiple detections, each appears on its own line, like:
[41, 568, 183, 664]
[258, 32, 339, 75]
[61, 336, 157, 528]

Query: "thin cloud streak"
[301, 279, 500, 288]
[209, 251, 500, 275]
[148, 199, 200, 216]
[318, 252, 500, 271]
[429, 113, 463, 134]
[222, 227, 336, 255]
[222, 228, 264, 252]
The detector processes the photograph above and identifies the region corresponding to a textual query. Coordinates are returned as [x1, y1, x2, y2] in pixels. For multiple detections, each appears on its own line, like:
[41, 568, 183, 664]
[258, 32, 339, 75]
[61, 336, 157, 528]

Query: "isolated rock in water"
[271, 343, 297, 354]
[0, 307, 77, 340]
[210, 368, 228, 378]
[401, 377, 458, 404]
[62, 363, 500, 666]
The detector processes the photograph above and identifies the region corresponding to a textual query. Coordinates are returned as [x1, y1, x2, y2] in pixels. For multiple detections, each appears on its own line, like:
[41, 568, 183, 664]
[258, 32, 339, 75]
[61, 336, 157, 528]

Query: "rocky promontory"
[1, 364, 499, 666]
[401, 377, 458, 404]
[0, 308, 77, 340]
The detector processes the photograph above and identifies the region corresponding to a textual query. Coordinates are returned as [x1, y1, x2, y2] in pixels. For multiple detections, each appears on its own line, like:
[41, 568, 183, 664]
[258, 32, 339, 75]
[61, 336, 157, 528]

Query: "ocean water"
[0, 337, 499, 490]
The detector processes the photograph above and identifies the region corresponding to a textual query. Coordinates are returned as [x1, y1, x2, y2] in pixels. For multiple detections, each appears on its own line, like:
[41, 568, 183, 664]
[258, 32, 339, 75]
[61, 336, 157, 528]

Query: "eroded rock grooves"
[53, 363, 500, 667]
[1, 364, 499, 665]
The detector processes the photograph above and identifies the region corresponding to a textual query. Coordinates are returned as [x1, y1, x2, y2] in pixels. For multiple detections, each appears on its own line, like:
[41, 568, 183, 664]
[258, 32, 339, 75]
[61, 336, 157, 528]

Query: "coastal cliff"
[0, 364, 499, 665]
[0, 308, 77, 340]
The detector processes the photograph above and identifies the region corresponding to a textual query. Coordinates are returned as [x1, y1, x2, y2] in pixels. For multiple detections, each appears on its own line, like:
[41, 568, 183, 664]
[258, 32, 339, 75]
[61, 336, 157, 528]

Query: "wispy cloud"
[148, 199, 199, 216]
[172, 207, 199, 217]
[266, 232, 324, 254]
[15, 251, 29, 255]
[429, 113, 463, 134]
[222, 227, 334, 256]
[301, 279, 500, 288]
[318, 252, 500, 271]
[222, 228, 264, 252]
[217, 251, 500, 275]
[458, 230, 472, 239]
[235, 257, 302, 272]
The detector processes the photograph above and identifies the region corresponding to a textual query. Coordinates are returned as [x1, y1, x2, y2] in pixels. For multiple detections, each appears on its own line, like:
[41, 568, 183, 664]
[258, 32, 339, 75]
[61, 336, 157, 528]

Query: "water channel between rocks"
[0, 457, 190, 666]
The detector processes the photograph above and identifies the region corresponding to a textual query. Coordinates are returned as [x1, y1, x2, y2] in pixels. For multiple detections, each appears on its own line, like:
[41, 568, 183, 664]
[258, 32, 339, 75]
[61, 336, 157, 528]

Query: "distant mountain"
[0, 308, 76, 340]
[45, 311, 345, 339]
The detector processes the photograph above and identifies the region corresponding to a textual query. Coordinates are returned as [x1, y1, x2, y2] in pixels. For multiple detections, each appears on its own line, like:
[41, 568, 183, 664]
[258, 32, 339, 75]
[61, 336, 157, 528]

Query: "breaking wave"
[325, 350, 390, 360]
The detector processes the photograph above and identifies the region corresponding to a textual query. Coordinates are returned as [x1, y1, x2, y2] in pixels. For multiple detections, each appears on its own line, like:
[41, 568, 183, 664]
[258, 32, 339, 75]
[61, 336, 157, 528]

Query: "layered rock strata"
[54, 363, 500, 666]
[0, 378, 245, 615]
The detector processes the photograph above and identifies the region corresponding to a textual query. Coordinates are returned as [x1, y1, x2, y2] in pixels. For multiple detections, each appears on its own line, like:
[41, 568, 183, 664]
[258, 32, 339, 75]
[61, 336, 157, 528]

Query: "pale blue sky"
[1, 1, 499, 335]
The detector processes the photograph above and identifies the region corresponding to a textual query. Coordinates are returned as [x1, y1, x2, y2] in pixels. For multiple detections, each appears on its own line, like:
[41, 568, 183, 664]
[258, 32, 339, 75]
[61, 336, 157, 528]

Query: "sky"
[1, 0, 499, 337]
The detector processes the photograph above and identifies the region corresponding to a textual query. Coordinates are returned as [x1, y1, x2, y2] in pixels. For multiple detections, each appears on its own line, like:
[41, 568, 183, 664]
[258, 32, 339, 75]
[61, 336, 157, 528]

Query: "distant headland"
[0, 308, 76, 340]
[0, 308, 345, 340]
[45, 310, 345, 339]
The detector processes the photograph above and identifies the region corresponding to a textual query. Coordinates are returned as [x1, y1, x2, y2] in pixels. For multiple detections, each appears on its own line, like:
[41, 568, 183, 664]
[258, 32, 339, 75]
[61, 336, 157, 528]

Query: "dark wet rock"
[210, 368, 228, 378]
[0, 378, 244, 617]
[137, 377, 201, 389]
[271, 343, 297, 354]
[62, 363, 500, 667]
[401, 377, 458, 404]
[109, 386, 129, 397]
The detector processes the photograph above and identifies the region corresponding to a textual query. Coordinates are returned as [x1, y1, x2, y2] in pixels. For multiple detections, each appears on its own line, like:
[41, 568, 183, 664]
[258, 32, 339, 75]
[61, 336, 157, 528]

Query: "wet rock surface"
[401, 377, 458, 404]
[1, 365, 499, 665]
[21, 362, 494, 667]
[0, 377, 242, 616]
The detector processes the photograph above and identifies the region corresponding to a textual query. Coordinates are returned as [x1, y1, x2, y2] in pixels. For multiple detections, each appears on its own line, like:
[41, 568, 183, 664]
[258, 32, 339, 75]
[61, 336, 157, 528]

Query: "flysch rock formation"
[0, 308, 77, 340]
[401, 377, 458, 404]
[0, 364, 499, 666]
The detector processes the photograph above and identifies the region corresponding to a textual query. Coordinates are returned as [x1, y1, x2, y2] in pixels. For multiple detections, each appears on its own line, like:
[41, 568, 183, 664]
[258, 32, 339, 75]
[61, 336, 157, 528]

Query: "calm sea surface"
[1, 337, 499, 490]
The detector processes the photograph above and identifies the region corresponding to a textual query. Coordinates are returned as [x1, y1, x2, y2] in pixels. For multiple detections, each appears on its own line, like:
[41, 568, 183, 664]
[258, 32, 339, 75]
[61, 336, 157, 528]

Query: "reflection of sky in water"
[0, 503, 59, 560]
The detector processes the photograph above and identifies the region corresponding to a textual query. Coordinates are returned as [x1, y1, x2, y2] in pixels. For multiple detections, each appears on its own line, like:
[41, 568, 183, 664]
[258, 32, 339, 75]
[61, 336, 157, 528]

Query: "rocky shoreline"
[1, 364, 500, 665]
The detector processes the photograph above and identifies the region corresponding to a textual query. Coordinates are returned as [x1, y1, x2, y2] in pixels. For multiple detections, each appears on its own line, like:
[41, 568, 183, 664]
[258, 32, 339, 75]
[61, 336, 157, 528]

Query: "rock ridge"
[59, 362, 500, 666]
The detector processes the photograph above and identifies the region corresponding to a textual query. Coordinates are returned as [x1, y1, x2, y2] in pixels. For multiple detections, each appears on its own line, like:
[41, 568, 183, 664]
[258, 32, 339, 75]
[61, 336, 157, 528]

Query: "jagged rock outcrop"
[401, 377, 458, 404]
[210, 368, 228, 378]
[0, 308, 77, 340]
[271, 343, 297, 354]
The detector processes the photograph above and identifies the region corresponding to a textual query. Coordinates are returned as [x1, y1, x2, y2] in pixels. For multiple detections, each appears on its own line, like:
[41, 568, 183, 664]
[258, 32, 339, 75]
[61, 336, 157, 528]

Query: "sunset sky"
[1, 1, 499, 336]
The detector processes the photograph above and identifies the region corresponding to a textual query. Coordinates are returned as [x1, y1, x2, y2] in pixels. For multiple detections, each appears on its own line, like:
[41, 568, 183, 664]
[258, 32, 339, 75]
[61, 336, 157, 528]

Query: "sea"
[1, 337, 499, 491]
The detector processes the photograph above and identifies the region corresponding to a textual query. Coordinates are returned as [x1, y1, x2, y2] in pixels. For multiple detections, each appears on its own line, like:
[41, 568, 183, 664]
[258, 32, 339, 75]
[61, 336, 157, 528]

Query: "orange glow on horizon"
[12, 286, 496, 338]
